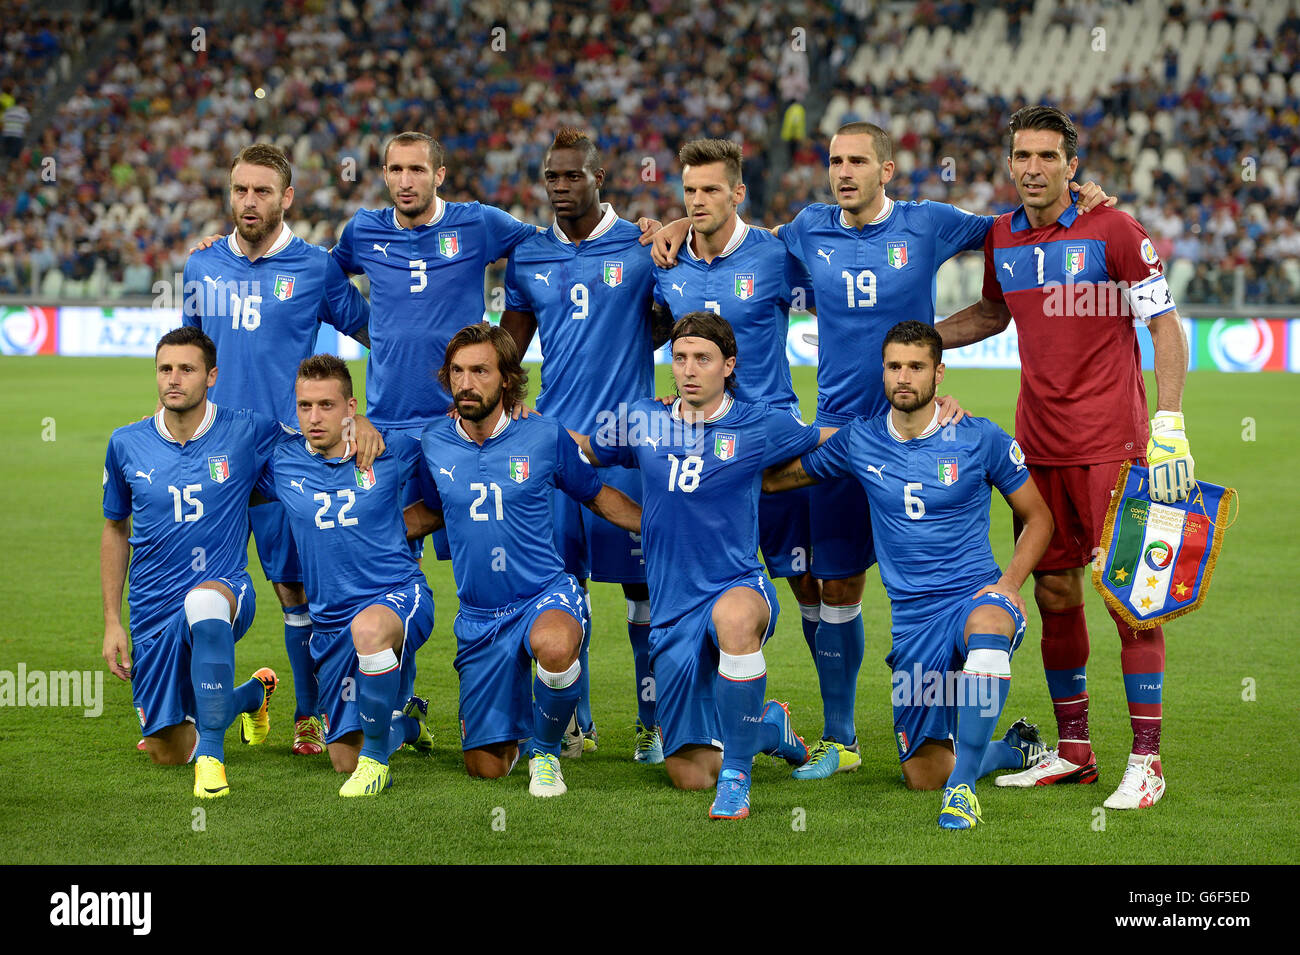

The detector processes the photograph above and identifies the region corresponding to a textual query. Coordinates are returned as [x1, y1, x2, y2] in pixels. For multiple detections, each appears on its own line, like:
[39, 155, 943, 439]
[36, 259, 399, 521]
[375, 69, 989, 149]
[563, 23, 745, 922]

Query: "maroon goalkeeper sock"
[1115, 612, 1165, 758]
[1041, 604, 1092, 765]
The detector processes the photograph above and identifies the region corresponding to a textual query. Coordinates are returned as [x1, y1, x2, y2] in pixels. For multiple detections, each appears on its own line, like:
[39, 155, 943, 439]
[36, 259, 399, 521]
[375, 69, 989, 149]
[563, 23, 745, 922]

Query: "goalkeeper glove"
[1147, 410, 1195, 503]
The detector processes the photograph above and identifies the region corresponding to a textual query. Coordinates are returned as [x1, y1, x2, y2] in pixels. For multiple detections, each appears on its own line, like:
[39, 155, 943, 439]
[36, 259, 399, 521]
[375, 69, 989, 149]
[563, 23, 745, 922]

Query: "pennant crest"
[272, 274, 295, 301]
[938, 456, 959, 486]
[207, 455, 230, 484]
[1092, 462, 1236, 629]
[886, 241, 908, 269]
[602, 261, 623, 287]
[355, 465, 377, 490]
[734, 273, 755, 300]
[509, 455, 529, 484]
[714, 432, 737, 461]
[438, 231, 460, 259]
[1064, 246, 1087, 275]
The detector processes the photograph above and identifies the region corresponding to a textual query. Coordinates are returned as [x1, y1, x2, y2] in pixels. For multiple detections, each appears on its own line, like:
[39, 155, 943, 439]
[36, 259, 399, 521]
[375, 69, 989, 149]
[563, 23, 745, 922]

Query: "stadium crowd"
[0, 0, 1295, 308]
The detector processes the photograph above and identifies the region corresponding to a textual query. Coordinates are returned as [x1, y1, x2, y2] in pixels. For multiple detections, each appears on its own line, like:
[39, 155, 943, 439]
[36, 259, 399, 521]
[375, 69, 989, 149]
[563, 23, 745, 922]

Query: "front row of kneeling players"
[103, 316, 1052, 825]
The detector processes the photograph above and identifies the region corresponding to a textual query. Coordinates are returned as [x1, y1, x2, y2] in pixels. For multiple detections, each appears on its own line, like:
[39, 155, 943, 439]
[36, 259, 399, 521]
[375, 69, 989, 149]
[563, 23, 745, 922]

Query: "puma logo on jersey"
[373, 242, 391, 257]
[1002, 262, 1015, 278]
[289, 478, 306, 494]
[439, 466, 456, 482]
[866, 464, 887, 482]
[135, 469, 155, 484]
[816, 248, 834, 264]
[202, 275, 221, 286]
[671, 282, 686, 296]
[534, 271, 551, 286]
[643, 435, 662, 450]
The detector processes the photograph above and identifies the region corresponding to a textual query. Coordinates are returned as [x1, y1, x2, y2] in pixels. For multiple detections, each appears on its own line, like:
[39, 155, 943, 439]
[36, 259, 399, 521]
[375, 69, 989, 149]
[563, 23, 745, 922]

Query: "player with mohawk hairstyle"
[501, 127, 671, 764]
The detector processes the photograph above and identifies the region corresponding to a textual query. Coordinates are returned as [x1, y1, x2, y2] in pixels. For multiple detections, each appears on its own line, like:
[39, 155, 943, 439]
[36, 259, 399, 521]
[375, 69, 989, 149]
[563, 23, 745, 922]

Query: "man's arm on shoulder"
[761, 455, 819, 494]
[402, 500, 444, 540]
[501, 309, 537, 356]
[100, 517, 132, 681]
[936, 296, 1011, 349]
[584, 484, 641, 533]
[568, 429, 606, 467]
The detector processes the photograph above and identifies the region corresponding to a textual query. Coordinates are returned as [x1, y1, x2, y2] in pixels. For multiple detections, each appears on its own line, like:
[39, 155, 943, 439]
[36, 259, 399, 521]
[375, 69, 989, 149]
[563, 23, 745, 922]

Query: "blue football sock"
[627, 599, 654, 728]
[816, 602, 863, 743]
[186, 589, 235, 762]
[798, 602, 819, 661]
[356, 647, 401, 764]
[978, 738, 1022, 777]
[282, 602, 316, 721]
[533, 660, 582, 757]
[231, 677, 263, 716]
[387, 713, 420, 757]
[572, 639, 593, 733]
[717, 650, 767, 776]
[950, 635, 1012, 789]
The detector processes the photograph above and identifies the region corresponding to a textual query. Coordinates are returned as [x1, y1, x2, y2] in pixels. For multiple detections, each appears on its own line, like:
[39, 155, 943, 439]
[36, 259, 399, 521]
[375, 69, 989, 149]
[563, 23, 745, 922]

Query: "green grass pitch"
[0, 356, 1295, 864]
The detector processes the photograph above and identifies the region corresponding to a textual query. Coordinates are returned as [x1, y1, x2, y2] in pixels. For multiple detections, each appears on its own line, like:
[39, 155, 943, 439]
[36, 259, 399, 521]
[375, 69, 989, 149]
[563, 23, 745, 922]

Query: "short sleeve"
[801, 425, 853, 482]
[592, 410, 637, 469]
[416, 434, 444, 512]
[181, 256, 202, 327]
[783, 252, 814, 310]
[929, 201, 995, 260]
[482, 204, 540, 261]
[331, 215, 358, 275]
[760, 406, 823, 467]
[651, 271, 668, 307]
[982, 420, 1031, 496]
[254, 458, 278, 501]
[778, 208, 809, 265]
[980, 226, 1006, 304]
[555, 425, 605, 502]
[503, 254, 531, 311]
[102, 438, 130, 520]
[319, 253, 369, 336]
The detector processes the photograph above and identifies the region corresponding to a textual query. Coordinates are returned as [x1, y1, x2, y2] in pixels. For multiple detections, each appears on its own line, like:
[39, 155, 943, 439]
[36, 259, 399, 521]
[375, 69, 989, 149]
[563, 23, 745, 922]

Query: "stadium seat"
[39, 268, 64, 299]
[1161, 149, 1187, 179]
[1167, 258, 1194, 305]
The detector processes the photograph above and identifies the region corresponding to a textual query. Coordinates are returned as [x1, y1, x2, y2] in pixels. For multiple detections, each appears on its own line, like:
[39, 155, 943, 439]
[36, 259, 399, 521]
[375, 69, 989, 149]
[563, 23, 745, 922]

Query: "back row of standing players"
[133, 104, 1192, 819]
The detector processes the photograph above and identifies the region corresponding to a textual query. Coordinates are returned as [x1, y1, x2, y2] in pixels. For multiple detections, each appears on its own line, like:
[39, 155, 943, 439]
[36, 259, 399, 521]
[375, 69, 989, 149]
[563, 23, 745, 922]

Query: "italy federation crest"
[714, 432, 736, 461]
[886, 241, 908, 269]
[355, 465, 376, 490]
[438, 231, 460, 259]
[207, 455, 230, 483]
[1092, 462, 1236, 629]
[734, 273, 755, 300]
[272, 274, 295, 301]
[1064, 246, 1087, 275]
[938, 456, 958, 486]
[509, 455, 529, 483]
[602, 261, 623, 287]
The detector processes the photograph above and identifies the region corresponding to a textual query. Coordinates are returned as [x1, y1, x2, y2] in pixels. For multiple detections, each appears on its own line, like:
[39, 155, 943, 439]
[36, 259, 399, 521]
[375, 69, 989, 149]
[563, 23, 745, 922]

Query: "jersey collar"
[392, 196, 446, 230]
[685, 217, 749, 261]
[670, 392, 733, 423]
[886, 405, 942, 443]
[225, 222, 294, 259]
[551, 202, 619, 244]
[839, 194, 894, 230]
[154, 400, 218, 444]
[455, 408, 512, 442]
[1010, 193, 1080, 232]
[305, 438, 353, 462]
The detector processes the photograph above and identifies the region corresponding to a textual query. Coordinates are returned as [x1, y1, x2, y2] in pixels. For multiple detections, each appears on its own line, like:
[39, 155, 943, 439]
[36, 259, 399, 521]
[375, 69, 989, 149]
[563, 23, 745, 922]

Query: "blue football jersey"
[504, 205, 656, 433]
[182, 225, 369, 426]
[102, 404, 285, 639]
[653, 221, 812, 410]
[418, 414, 603, 611]
[332, 199, 538, 428]
[780, 198, 992, 422]
[803, 411, 1029, 623]
[256, 432, 428, 630]
[595, 396, 822, 627]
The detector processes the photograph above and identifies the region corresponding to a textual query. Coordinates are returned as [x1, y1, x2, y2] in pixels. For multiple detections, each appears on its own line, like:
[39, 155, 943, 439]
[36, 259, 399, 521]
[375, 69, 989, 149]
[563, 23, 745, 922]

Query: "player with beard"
[182, 143, 379, 758]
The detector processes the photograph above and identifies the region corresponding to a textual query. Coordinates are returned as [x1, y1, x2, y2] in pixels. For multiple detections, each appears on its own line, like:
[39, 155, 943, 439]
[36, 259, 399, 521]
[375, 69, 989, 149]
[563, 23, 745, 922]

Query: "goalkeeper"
[936, 105, 1192, 811]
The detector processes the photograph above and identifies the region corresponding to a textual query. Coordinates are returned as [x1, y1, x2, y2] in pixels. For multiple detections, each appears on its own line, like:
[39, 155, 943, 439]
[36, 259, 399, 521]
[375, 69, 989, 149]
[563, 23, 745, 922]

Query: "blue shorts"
[313, 581, 434, 744]
[131, 574, 256, 737]
[810, 474, 876, 579]
[649, 571, 779, 758]
[453, 575, 589, 750]
[249, 500, 302, 583]
[885, 590, 1026, 763]
[759, 484, 813, 579]
[584, 465, 646, 585]
[386, 424, 451, 562]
